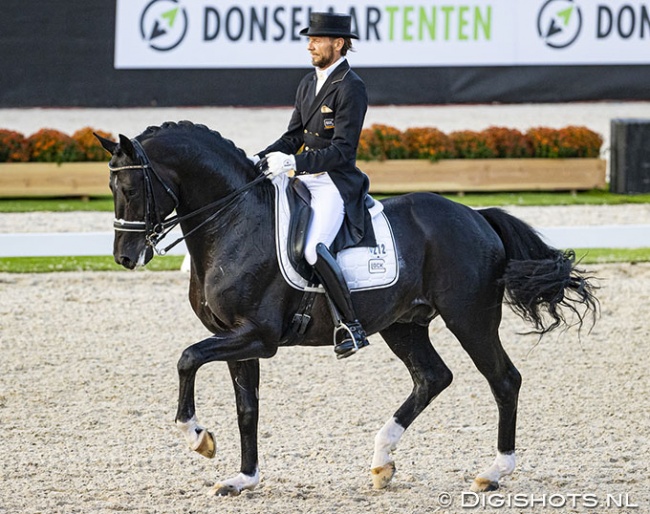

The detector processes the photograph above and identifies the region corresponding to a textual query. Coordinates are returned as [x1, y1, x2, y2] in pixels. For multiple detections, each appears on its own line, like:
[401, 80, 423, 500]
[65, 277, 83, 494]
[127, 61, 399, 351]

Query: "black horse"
[97, 122, 597, 497]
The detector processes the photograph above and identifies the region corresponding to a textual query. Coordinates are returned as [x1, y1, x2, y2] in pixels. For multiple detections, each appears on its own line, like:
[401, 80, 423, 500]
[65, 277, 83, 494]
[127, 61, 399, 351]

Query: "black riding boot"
[313, 243, 370, 359]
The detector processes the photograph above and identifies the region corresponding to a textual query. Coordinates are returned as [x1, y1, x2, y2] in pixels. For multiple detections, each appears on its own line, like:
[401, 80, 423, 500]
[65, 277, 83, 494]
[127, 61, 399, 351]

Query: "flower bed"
[0, 124, 606, 197]
[0, 127, 113, 163]
[356, 124, 605, 193]
[0, 127, 114, 197]
[357, 124, 603, 161]
[0, 124, 603, 164]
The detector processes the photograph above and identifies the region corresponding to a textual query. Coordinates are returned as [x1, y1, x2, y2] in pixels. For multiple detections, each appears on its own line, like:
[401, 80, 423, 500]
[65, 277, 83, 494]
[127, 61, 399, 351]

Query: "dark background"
[2, 1, 650, 108]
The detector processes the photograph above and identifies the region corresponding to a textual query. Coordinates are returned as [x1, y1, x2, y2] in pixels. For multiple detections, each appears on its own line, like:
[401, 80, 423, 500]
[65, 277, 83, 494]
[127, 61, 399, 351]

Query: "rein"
[109, 138, 266, 255]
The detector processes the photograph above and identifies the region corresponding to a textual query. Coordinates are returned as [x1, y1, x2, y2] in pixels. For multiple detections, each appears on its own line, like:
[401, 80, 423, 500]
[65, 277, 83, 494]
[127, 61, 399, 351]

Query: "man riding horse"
[97, 10, 598, 498]
[253, 12, 376, 359]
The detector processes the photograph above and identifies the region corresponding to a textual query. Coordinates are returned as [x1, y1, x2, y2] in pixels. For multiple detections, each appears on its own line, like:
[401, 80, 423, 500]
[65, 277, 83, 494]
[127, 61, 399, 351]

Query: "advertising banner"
[3, 0, 650, 107]
[115, 0, 650, 69]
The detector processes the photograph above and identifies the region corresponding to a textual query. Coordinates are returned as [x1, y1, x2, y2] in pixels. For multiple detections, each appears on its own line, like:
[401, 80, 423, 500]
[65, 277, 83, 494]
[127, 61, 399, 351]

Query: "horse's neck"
[177, 166, 275, 262]
[174, 150, 258, 212]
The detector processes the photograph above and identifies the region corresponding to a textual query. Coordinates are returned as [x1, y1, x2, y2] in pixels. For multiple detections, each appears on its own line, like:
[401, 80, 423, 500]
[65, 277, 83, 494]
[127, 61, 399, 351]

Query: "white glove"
[265, 152, 296, 179]
[247, 154, 260, 165]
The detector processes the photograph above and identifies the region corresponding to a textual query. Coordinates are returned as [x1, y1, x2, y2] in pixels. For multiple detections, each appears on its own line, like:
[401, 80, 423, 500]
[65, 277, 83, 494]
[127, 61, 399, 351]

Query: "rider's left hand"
[263, 152, 296, 179]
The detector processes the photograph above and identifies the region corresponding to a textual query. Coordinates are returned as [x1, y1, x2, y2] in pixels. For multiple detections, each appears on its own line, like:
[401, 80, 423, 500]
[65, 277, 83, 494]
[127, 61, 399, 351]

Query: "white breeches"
[298, 172, 345, 265]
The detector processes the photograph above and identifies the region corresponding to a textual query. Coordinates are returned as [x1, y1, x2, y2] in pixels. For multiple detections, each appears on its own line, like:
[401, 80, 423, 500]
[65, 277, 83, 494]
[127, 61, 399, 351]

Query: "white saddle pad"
[272, 174, 399, 291]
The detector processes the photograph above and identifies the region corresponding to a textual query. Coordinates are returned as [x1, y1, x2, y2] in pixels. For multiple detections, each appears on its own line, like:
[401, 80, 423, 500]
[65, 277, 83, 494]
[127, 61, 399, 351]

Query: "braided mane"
[138, 120, 249, 163]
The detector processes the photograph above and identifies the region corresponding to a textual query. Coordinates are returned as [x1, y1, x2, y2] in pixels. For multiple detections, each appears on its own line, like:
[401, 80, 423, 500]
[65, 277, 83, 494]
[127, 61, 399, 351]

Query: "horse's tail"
[478, 207, 599, 335]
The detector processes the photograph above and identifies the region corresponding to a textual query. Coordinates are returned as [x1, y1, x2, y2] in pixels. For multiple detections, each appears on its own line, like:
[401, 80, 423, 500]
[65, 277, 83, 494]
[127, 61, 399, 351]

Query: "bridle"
[108, 138, 266, 255]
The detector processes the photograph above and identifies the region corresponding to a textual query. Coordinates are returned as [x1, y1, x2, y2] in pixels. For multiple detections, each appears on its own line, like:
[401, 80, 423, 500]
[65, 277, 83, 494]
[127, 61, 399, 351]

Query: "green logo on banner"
[538, 0, 583, 49]
[140, 0, 188, 52]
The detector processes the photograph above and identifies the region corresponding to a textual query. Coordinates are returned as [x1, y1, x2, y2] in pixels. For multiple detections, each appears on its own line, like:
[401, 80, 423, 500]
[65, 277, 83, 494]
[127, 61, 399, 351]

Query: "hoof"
[210, 483, 241, 497]
[194, 429, 216, 459]
[371, 461, 396, 489]
[471, 477, 499, 492]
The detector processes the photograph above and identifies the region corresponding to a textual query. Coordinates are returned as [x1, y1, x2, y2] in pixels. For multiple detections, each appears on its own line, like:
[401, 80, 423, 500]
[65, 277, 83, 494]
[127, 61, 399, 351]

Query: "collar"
[315, 56, 347, 81]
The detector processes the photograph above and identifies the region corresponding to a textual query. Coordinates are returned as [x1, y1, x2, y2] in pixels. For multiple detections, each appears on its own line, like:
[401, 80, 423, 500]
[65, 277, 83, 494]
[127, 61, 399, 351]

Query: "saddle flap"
[286, 178, 313, 280]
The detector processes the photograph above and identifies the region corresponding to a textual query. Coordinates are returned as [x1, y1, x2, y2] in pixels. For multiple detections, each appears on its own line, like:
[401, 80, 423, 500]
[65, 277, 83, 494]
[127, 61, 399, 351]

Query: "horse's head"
[96, 133, 179, 269]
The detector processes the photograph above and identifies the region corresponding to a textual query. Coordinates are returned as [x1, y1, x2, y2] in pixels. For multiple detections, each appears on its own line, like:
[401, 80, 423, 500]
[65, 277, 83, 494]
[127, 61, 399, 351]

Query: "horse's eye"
[124, 188, 139, 198]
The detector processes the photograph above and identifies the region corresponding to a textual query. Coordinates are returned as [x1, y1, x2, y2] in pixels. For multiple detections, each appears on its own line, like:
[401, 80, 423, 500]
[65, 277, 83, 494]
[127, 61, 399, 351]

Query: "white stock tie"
[315, 70, 327, 96]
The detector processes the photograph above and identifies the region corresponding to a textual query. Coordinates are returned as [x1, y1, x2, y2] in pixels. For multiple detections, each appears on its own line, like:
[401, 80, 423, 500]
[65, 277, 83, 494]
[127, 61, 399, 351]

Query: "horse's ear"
[118, 134, 138, 161]
[94, 132, 118, 154]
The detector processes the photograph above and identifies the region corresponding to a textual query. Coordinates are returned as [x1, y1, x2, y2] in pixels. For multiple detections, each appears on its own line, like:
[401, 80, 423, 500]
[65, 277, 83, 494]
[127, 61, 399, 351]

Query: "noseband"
[109, 138, 265, 255]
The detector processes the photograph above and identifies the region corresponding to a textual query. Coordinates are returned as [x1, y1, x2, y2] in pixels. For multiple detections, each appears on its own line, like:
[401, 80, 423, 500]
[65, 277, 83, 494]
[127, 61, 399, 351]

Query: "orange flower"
[0, 129, 29, 162]
[526, 127, 561, 158]
[26, 128, 84, 163]
[357, 124, 406, 160]
[449, 130, 497, 159]
[482, 127, 533, 158]
[557, 126, 603, 158]
[403, 127, 454, 160]
[72, 127, 114, 161]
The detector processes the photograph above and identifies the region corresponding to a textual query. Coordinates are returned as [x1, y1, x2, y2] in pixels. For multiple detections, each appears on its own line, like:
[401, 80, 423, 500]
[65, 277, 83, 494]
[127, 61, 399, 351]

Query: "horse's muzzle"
[116, 247, 153, 269]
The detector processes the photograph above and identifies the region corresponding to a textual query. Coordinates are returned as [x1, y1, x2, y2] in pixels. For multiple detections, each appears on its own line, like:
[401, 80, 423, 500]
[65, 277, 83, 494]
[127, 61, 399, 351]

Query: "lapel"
[302, 60, 351, 127]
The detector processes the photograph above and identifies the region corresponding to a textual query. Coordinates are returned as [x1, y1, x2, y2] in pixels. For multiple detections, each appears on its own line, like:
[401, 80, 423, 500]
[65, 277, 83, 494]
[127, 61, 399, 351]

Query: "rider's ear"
[94, 133, 118, 154]
[118, 134, 138, 161]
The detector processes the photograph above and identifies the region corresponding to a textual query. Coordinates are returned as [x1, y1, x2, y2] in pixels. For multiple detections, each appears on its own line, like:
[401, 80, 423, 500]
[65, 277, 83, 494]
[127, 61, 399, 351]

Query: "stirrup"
[333, 322, 369, 359]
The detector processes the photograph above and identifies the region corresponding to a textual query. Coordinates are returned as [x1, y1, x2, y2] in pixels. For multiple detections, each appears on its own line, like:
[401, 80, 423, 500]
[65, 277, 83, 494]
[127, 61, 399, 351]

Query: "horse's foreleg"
[373, 323, 453, 489]
[210, 359, 261, 496]
[176, 415, 216, 459]
[174, 332, 274, 462]
[175, 338, 216, 458]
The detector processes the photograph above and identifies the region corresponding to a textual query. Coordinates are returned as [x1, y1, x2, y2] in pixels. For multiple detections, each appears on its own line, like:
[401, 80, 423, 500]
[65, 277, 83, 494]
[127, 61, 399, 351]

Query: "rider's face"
[307, 37, 343, 69]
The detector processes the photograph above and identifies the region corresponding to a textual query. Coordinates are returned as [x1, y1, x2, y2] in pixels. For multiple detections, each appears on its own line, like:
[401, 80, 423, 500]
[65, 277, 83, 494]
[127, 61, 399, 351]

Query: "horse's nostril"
[118, 256, 135, 270]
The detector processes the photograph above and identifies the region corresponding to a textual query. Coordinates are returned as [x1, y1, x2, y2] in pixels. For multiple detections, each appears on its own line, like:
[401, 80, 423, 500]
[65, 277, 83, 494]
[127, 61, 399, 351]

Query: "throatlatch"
[313, 243, 370, 359]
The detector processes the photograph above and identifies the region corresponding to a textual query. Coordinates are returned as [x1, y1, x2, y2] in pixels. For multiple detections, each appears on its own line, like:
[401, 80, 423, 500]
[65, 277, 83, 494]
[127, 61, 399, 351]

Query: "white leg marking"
[176, 416, 205, 451]
[372, 417, 406, 469]
[211, 468, 260, 496]
[471, 451, 516, 491]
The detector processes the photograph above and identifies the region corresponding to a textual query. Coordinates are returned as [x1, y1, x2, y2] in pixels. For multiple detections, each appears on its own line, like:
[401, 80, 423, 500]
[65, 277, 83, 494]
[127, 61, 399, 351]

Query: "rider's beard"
[311, 47, 335, 69]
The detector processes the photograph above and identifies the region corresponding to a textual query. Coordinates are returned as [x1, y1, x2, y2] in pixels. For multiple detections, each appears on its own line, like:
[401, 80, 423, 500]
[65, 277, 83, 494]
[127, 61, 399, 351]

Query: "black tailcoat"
[258, 60, 376, 251]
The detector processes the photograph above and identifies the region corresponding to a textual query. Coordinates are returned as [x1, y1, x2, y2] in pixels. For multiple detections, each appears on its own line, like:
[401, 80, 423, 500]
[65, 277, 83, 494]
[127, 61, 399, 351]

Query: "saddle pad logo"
[369, 259, 386, 273]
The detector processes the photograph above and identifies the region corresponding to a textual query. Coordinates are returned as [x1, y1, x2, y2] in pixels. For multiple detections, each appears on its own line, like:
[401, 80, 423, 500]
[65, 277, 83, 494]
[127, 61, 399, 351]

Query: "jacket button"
[305, 146, 310, 151]
[304, 129, 308, 133]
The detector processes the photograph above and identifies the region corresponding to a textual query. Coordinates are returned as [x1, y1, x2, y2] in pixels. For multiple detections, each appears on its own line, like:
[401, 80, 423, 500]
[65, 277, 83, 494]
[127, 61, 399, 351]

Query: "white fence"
[1, 226, 649, 258]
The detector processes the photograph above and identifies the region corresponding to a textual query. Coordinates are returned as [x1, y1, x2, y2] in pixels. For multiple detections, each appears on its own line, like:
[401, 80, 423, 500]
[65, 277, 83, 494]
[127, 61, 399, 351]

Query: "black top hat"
[300, 12, 359, 39]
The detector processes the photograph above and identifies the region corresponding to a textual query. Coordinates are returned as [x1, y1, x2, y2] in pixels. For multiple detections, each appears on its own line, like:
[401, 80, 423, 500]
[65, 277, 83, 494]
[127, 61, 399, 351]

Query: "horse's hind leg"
[444, 303, 522, 492]
[372, 322, 453, 489]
